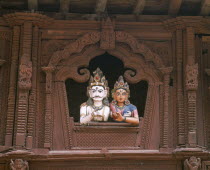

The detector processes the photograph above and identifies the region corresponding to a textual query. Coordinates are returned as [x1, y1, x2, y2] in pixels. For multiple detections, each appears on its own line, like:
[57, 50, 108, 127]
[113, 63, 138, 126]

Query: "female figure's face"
[114, 88, 128, 104]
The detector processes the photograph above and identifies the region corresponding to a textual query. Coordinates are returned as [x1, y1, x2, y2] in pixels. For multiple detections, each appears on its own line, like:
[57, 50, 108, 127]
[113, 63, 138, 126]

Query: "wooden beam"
[28, 0, 38, 10]
[133, 0, 145, 15]
[0, 2, 25, 6]
[200, 0, 210, 16]
[168, 0, 182, 15]
[60, 0, 70, 14]
[95, 0, 107, 14]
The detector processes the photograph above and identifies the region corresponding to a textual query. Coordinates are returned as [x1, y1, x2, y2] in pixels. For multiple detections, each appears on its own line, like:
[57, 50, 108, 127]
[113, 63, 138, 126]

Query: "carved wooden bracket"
[184, 156, 201, 170]
[10, 159, 29, 170]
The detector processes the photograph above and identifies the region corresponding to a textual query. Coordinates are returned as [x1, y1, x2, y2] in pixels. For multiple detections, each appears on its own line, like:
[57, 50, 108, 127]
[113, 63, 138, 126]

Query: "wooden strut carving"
[5, 26, 20, 146]
[10, 159, 29, 170]
[184, 156, 201, 170]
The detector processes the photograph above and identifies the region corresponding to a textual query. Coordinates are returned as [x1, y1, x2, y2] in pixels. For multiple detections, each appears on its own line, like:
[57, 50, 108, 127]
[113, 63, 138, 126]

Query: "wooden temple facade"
[0, 0, 210, 169]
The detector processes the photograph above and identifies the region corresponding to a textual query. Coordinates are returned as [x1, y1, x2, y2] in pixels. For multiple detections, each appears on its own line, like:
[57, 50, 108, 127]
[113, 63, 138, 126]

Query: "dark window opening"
[65, 53, 148, 122]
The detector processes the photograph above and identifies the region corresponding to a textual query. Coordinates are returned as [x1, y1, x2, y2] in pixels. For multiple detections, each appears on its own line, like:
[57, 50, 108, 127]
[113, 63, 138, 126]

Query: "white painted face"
[89, 86, 107, 101]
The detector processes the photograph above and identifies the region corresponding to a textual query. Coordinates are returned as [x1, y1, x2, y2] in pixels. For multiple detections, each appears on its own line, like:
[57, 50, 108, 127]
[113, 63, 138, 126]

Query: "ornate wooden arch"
[48, 31, 165, 69]
[43, 28, 170, 150]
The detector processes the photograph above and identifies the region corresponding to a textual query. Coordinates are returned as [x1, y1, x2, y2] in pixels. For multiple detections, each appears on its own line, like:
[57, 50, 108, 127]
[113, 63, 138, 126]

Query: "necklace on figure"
[92, 105, 104, 111]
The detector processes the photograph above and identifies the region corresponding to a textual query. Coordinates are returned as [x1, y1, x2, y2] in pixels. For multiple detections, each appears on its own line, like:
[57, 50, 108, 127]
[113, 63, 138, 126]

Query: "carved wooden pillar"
[176, 29, 185, 145]
[185, 27, 198, 147]
[5, 26, 20, 146]
[15, 22, 33, 148]
[26, 25, 39, 149]
[160, 67, 173, 149]
[42, 67, 55, 149]
[0, 59, 6, 144]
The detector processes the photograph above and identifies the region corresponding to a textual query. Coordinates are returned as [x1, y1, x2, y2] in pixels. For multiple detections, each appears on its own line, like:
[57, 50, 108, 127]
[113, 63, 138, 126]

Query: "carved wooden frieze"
[10, 159, 29, 170]
[41, 40, 72, 66]
[18, 55, 32, 90]
[184, 156, 201, 170]
[186, 64, 198, 90]
[140, 40, 171, 66]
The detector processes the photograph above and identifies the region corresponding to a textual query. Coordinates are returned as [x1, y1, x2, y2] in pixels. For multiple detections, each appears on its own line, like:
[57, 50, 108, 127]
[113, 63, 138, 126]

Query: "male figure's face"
[89, 86, 107, 101]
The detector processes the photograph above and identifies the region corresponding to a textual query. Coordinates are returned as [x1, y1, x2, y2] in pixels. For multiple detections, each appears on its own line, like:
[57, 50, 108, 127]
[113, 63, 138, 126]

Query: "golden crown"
[89, 68, 108, 88]
[113, 76, 129, 92]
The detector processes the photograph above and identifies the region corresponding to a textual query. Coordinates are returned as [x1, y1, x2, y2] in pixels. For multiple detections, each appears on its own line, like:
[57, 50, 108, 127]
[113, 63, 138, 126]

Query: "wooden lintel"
[60, 0, 70, 14]
[200, 0, 210, 16]
[168, 0, 182, 15]
[133, 0, 145, 15]
[28, 0, 38, 10]
[95, 0, 107, 14]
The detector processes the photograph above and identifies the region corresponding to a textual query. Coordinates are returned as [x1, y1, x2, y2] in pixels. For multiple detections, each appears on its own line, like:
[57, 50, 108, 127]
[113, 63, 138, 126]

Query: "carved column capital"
[42, 66, 55, 73]
[0, 59, 6, 66]
[160, 67, 173, 75]
[3, 12, 54, 28]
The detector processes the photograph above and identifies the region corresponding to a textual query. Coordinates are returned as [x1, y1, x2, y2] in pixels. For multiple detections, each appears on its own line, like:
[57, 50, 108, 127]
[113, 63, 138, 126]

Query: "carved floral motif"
[186, 64, 198, 90]
[18, 54, 32, 90]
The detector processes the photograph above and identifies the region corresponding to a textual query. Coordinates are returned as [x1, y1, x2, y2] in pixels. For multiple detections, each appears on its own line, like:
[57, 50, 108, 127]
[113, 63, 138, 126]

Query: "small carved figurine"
[80, 68, 110, 125]
[10, 159, 29, 170]
[184, 156, 201, 170]
[110, 76, 139, 125]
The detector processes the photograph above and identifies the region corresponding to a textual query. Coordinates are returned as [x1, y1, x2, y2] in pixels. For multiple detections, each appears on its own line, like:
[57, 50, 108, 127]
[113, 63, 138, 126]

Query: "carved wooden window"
[65, 53, 148, 122]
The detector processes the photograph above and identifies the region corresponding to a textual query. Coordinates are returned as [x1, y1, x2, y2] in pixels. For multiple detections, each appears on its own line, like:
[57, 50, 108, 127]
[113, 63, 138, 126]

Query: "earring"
[111, 100, 117, 105]
[125, 99, 130, 105]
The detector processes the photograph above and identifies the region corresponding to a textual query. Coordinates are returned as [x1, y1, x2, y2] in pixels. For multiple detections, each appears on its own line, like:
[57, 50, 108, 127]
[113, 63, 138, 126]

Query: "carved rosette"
[10, 159, 29, 170]
[184, 156, 201, 170]
[18, 55, 32, 90]
[186, 64, 198, 91]
[100, 18, 115, 50]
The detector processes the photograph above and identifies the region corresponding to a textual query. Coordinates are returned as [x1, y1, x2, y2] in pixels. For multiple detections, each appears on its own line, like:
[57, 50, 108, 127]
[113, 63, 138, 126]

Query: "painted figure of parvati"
[80, 68, 110, 125]
[110, 76, 139, 125]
